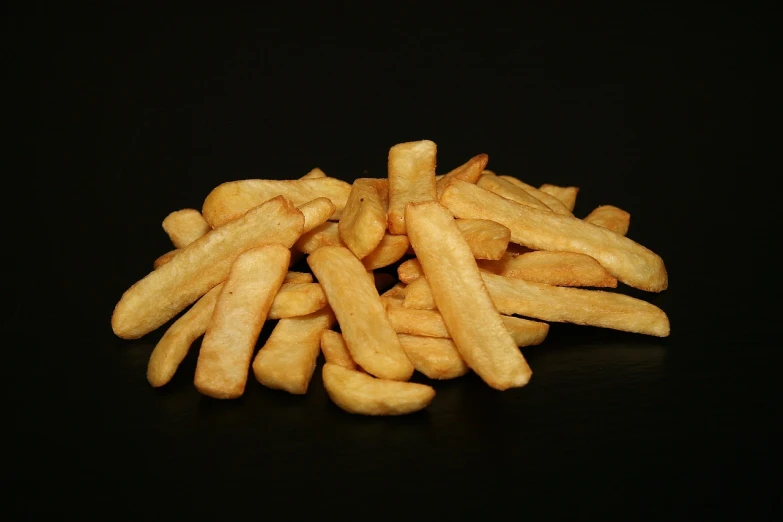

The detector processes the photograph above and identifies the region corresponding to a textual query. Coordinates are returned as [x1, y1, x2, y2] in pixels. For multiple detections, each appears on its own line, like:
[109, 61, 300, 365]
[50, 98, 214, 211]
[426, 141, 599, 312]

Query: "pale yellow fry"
[268, 282, 327, 319]
[194, 245, 289, 399]
[294, 221, 344, 253]
[320, 330, 357, 370]
[162, 209, 212, 249]
[252, 307, 335, 395]
[584, 205, 630, 236]
[362, 234, 410, 270]
[322, 363, 435, 416]
[455, 218, 510, 260]
[339, 178, 387, 259]
[435, 153, 488, 199]
[284, 271, 313, 284]
[112, 196, 304, 339]
[202, 177, 352, 227]
[405, 201, 532, 390]
[402, 276, 437, 310]
[147, 284, 223, 388]
[477, 251, 618, 288]
[380, 295, 405, 310]
[440, 180, 667, 292]
[397, 334, 469, 380]
[397, 258, 424, 284]
[153, 249, 179, 269]
[539, 184, 579, 211]
[498, 175, 573, 216]
[477, 173, 552, 211]
[300, 167, 327, 179]
[297, 197, 336, 233]
[308, 247, 413, 381]
[387, 140, 437, 235]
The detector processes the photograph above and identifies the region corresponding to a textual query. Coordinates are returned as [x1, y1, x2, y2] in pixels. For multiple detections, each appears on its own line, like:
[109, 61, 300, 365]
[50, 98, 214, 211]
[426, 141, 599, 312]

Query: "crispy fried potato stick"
[320, 330, 357, 370]
[112, 196, 304, 339]
[405, 201, 532, 390]
[402, 276, 437, 309]
[284, 271, 313, 284]
[435, 153, 488, 199]
[477, 251, 618, 288]
[194, 245, 290, 399]
[308, 246, 413, 381]
[339, 178, 388, 259]
[153, 249, 179, 269]
[584, 205, 630, 236]
[361, 234, 410, 270]
[322, 363, 435, 416]
[455, 218, 510, 260]
[387, 140, 437, 235]
[294, 222, 344, 253]
[397, 258, 424, 284]
[440, 180, 667, 292]
[300, 167, 327, 179]
[397, 335, 469, 380]
[539, 184, 579, 211]
[298, 198, 336, 233]
[268, 283, 327, 319]
[498, 175, 573, 216]
[162, 209, 212, 248]
[477, 173, 552, 212]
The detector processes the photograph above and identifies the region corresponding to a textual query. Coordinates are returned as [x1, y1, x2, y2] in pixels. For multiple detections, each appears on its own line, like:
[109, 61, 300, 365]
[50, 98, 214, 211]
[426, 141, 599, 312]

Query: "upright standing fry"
[339, 178, 388, 259]
[387, 140, 437, 235]
[162, 209, 212, 248]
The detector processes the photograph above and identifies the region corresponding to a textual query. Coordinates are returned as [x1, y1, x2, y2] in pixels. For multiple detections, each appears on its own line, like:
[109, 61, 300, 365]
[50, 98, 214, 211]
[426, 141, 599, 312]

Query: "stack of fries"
[112, 140, 669, 416]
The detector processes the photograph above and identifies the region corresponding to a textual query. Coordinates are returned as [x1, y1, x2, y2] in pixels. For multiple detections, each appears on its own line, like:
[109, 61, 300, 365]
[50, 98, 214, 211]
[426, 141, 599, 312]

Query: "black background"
[4, 3, 777, 520]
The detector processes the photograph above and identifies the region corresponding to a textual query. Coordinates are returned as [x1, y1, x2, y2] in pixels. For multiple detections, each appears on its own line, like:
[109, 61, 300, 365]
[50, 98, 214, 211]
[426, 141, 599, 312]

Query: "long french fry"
[320, 330, 356, 370]
[162, 209, 212, 248]
[339, 179, 388, 259]
[387, 140, 437, 235]
[435, 153, 488, 199]
[498, 175, 573, 216]
[477, 251, 618, 288]
[455, 218, 510, 260]
[584, 205, 630, 236]
[539, 184, 579, 211]
[397, 335, 469, 380]
[361, 234, 410, 270]
[268, 283, 327, 319]
[298, 197, 336, 233]
[477, 173, 552, 211]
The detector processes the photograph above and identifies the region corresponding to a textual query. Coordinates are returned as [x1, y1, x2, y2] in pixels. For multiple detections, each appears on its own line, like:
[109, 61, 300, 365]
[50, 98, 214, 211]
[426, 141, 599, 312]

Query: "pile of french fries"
[112, 140, 669, 415]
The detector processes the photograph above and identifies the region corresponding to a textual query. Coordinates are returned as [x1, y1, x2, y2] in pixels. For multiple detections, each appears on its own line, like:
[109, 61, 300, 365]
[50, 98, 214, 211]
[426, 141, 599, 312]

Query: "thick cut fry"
[584, 205, 630, 236]
[322, 363, 435, 416]
[284, 271, 313, 284]
[477, 173, 552, 212]
[477, 251, 618, 288]
[147, 284, 223, 387]
[268, 283, 327, 319]
[112, 196, 304, 339]
[498, 175, 573, 216]
[252, 307, 335, 395]
[403, 276, 437, 309]
[387, 140, 437, 235]
[380, 283, 407, 309]
[397, 335, 469, 380]
[539, 184, 579, 211]
[435, 153, 488, 199]
[320, 330, 357, 370]
[300, 167, 326, 179]
[405, 201, 532, 390]
[381, 295, 405, 310]
[297, 198, 336, 233]
[339, 178, 388, 259]
[153, 249, 179, 269]
[362, 234, 410, 270]
[162, 209, 212, 248]
[202, 177, 352, 227]
[440, 180, 667, 292]
[455, 218, 511, 260]
[308, 247, 413, 381]
[294, 221, 344, 253]
[398, 258, 424, 284]
[194, 245, 289, 399]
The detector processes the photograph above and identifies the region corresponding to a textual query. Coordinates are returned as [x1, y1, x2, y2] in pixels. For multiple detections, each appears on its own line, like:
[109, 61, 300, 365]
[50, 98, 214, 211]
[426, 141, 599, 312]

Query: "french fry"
[284, 271, 313, 284]
[362, 234, 410, 270]
[498, 175, 573, 216]
[294, 221, 344, 253]
[397, 335, 469, 380]
[162, 209, 212, 248]
[153, 249, 179, 269]
[381, 283, 407, 300]
[194, 245, 290, 399]
[308, 246, 414, 381]
[397, 258, 424, 284]
[339, 178, 388, 259]
[477, 173, 552, 212]
[300, 167, 327, 179]
[387, 140, 437, 235]
[405, 201, 532, 390]
[455, 218, 510, 260]
[252, 307, 335, 395]
[539, 184, 579, 211]
[402, 276, 437, 309]
[320, 330, 357, 370]
[202, 177, 352, 228]
[322, 363, 435, 416]
[435, 153, 488, 199]
[298, 197, 336, 233]
[477, 251, 618, 288]
[584, 205, 630, 236]
[147, 284, 223, 387]
[268, 283, 327, 319]
[112, 196, 304, 339]
[440, 180, 667, 292]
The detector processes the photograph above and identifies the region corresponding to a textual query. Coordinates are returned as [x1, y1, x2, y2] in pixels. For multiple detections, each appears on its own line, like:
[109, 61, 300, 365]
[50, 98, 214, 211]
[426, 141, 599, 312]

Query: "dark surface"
[5, 3, 777, 520]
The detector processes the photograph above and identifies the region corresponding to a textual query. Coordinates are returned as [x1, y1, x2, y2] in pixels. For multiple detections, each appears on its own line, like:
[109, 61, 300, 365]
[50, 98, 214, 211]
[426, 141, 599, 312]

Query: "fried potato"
[435, 153, 488, 199]
[284, 271, 313, 284]
[477, 251, 618, 288]
[498, 175, 573, 216]
[269, 282, 327, 319]
[440, 180, 667, 292]
[477, 172, 552, 212]
[405, 201, 532, 390]
[584, 205, 630, 236]
[147, 284, 223, 387]
[153, 249, 179, 269]
[320, 330, 356, 370]
[397, 258, 424, 284]
[202, 177, 352, 227]
[294, 221, 344, 253]
[362, 234, 410, 270]
[162, 209, 212, 249]
[300, 167, 327, 179]
[252, 307, 335, 395]
[387, 140, 437, 235]
[194, 245, 289, 399]
[112, 196, 304, 339]
[402, 276, 437, 310]
[455, 218, 511, 260]
[339, 178, 388, 259]
[539, 184, 579, 211]
[381, 283, 407, 300]
[397, 335, 469, 380]
[298, 197, 336, 233]
[308, 246, 413, 381]
[322, 363, 435, 416]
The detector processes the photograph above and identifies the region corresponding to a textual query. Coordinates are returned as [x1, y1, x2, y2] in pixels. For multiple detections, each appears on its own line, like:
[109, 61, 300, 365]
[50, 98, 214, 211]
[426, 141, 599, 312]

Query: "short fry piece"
[397, 258, 425, 284]
[320, 330, 356, 370]
[539, 184, 579, 211]
[297, 197, 336, 233]
[584, 205, 630, 236]
[402, 276, 437, 310]
[435, 153, 488, 199]
[477, 251, 618, 288]
[294, 222, 344, 253]
[397, 335, 469, 380]
[194, 245, 290, 399]
[387, 140, 437, 235]
[477, 173, 552, 212]
[300, 167, 327, 179]
[153, 249, 179, 269]
[381, 283, 407, 300]
[455, 218, 511, 260]
[339, 179, 388, 259]
[162, 209, 212, 248]
[269, 282, 327, 319]
[361, 234, 410, 270]
[498, 175, 573, 216]
[322, 363, 435, 416]
[284, 271, 313, 284]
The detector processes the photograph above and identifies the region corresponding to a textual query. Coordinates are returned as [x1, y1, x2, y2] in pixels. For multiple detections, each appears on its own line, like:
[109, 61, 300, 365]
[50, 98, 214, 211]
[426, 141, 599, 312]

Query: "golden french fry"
[194, 245, 290, 399]
[477, 251, 618, 288]
[387, 140, 437, 235]
[455, 218, 510, 260]
[435, 153, 488, 199]
[153, 249, 179, 269]
[322, 363, 435, 416]
[294, 221, 344, 253]
[268, 282, 327, 319]
[320, 330, 357, 370]
[397, 258, 424, 284]
[405, 201, 532, 390]
[338, 178, 388, 259]
[308, 246, 413, 381]
[584, 205, 630, 236]
[112, 196, 304, 339]
[252, 307, 335, 395]
[381, 283, 407, 300]
[477, 173, 552, 212]
[397, 334, 469, 380]
[402, 276, 437, 309]
[440, 180, 667, 292]
[498, 175, 573, 216]
[147, 284, 223, 387]
[297, 197, 336, 233]
[300, 167, 327, 179]
[202, 177, 352, 228]
[162, 209, 212, 249]
[539, 184, 579, 211]
[284, 271, 313, 284]
[380, 295, 405, 310]
[362, 234, 410, 270]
